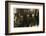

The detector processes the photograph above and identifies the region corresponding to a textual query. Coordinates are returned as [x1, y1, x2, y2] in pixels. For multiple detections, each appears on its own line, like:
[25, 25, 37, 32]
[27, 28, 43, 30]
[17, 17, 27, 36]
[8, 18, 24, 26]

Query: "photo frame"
[5, 1, 45, 35]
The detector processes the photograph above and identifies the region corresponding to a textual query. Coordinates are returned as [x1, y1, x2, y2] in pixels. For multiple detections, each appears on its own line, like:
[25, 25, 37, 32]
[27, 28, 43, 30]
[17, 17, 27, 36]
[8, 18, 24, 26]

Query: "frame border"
[5, 1, 45, 35]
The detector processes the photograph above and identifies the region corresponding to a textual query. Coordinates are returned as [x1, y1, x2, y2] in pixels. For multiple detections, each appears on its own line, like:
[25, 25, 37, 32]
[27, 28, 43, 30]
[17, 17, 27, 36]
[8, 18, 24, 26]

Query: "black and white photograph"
[5, 1, 45, 35]
[14, 8, 39, 27]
